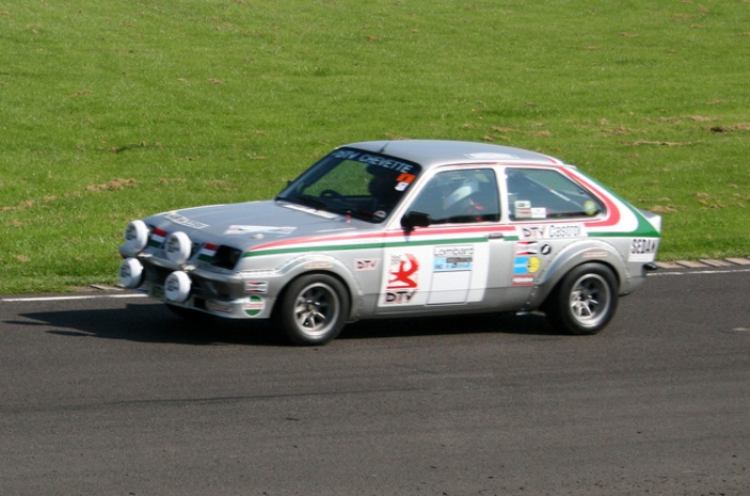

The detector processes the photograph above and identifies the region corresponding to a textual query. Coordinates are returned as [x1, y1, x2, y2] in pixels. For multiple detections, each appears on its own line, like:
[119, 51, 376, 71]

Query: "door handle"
[487, 232, 505, 240]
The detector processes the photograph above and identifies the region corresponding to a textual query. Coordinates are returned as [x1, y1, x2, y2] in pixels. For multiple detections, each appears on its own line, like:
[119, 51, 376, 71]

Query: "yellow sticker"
[528, 256, 541, 274]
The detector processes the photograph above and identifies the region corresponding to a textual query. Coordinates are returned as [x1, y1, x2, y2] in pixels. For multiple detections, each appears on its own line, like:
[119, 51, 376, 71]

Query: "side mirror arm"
[401, 211, 431, 232]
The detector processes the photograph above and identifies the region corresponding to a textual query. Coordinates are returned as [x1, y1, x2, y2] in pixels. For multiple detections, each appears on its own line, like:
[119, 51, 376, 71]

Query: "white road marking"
[650, 268, 750, 277]
[1, 294, 148, 303]
[1, 267, 746, 303]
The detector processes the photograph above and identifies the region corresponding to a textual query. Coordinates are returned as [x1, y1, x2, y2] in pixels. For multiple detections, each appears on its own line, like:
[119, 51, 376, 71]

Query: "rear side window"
[506, 168, 605, 220]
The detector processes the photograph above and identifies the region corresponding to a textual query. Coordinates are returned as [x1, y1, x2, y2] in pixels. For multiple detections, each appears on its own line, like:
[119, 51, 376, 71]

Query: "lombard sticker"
[165, 212, 209, 230]
[383, 253, 420, 304]
[629, 238, 659, 262]
[225, 225, 296, 236]
[355, 259, 379, 271]
[433, 246, 474, 272]
[244, 296, 265, 317]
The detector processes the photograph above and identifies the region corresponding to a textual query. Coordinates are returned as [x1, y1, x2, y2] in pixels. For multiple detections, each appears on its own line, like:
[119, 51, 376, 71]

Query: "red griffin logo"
[385, 254, 419, 304]
[387, 254, 419, 289]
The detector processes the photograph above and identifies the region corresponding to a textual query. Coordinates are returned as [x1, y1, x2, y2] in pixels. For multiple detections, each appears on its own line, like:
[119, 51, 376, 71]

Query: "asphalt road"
[1, 268, 749, 496]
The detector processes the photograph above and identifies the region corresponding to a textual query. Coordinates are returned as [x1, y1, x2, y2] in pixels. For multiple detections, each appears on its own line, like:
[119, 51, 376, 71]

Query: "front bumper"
[135, 255, 278, 320]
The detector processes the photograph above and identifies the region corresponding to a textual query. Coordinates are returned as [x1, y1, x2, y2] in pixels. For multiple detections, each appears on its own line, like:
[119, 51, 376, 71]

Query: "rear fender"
[528, 240, 627, 309]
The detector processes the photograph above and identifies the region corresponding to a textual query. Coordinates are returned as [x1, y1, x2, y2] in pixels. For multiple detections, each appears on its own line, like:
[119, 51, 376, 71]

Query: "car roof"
[343, 139, 565, 169]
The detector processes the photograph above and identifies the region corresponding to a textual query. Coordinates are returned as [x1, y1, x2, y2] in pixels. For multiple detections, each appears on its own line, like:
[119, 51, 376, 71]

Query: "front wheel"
[545, 263, 618, 335]
[276, 274, 350, 346]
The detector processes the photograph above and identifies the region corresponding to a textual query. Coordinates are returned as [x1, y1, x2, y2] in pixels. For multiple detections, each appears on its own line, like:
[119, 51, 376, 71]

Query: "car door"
[375, 167, 510, 313]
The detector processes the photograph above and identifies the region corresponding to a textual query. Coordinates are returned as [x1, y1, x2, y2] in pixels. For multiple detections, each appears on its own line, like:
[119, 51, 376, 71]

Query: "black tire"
[545, 263, 618, 335]
[275, 274, 350, 346]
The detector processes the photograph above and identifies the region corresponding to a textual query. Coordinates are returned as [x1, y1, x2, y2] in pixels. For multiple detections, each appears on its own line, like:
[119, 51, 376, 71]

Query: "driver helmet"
[443, 178, 479, 210]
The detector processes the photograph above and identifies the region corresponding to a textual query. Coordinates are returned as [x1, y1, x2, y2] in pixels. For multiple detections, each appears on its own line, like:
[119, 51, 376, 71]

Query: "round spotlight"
[165, 231, 191, 265]
[165, 271, 191, 303]
[118, 258, 144, 289]
[122, 220, 149, 256]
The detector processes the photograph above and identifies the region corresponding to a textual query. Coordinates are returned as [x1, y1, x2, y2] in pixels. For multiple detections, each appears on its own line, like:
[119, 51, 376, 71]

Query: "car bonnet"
[144, 200, 371, 251]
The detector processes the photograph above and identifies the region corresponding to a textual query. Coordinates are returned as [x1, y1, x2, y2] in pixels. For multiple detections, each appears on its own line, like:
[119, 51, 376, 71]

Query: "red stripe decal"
[559, 168, 620, 228]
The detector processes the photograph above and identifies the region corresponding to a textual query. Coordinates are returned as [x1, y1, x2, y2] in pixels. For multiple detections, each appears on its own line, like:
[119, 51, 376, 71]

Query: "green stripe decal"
[581, 175, 661, 238]
[595, 203, 660, 238]
[243, 236, 491, 258]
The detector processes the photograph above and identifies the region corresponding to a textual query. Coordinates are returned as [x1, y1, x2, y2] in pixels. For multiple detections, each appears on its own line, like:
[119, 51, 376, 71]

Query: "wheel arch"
[539, 260, 620, 309]
[272, 268, 357, 323]
[530, 241, 625, 310]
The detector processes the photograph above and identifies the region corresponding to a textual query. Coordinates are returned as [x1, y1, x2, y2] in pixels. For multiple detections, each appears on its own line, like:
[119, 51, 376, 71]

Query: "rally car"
[118, 140, 661, 345]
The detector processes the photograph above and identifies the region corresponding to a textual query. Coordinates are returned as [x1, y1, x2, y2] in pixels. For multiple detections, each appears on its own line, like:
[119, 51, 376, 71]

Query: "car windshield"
[276, 148, 421, 223]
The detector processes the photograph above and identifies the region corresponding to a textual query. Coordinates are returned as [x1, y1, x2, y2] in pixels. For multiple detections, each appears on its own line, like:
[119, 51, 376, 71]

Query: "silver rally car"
[118, 140, 661, 345]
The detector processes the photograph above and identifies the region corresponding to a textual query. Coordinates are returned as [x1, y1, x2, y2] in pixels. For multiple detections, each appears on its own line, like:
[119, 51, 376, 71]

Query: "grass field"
[1, 0, 748, 294]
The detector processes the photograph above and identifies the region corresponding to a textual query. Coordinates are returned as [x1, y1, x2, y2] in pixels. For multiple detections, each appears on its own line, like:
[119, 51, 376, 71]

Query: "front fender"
[273, 254, 364, 319]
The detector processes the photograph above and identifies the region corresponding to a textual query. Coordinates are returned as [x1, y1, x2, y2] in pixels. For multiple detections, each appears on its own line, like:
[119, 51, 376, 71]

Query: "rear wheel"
[545, 263, 618, 335]
[276, 274, 349, 346]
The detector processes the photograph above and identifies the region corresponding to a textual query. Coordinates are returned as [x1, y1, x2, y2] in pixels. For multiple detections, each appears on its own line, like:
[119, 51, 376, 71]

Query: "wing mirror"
[401, 211, 431, 232]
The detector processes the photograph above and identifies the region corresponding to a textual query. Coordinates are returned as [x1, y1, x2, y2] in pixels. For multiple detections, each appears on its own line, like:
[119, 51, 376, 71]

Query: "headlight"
[165, 271, 191, 302]
[122, 220, 149, 256]
[118, 258, 144, 289]
[165, 231, 191, 265]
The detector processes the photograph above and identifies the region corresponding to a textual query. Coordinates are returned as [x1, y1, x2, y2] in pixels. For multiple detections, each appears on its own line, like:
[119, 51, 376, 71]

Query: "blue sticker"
[513, 256, 530, 275]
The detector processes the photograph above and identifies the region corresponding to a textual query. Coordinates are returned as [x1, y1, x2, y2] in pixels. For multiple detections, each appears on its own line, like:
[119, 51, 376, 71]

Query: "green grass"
[1, 0, 748, 294]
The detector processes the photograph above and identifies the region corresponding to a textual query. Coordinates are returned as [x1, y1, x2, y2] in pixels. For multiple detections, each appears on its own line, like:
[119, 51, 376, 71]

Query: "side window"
[506, 168, 605, 220]
[409, 169, 500, 224]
